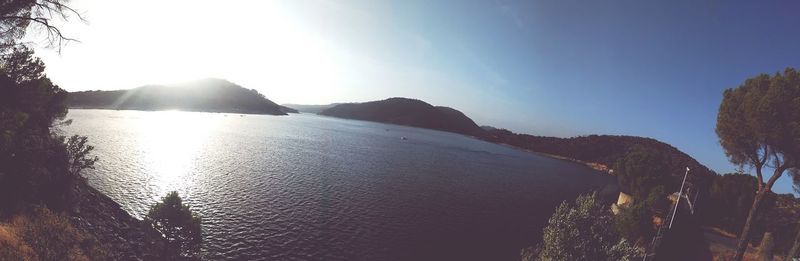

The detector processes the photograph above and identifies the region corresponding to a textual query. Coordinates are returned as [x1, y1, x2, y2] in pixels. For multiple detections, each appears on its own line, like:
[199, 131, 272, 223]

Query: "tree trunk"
[757, 232, 774, 261]
[786, 224, 800, 261]
[733, 189, 766, 261]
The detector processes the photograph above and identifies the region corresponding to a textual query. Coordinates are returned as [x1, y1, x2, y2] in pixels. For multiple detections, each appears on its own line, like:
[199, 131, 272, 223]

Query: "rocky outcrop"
[69, 182, 167, 260]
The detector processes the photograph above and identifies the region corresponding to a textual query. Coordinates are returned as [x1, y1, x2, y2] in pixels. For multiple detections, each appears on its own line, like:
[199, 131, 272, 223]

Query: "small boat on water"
[401, 137, 408, 140]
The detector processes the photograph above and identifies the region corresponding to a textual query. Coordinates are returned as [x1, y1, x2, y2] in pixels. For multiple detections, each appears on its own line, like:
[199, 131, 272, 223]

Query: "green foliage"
[536, 193, 641, 261]
[146, 191, 202, 260]
[481, 132, 716, 192]
[614, 201, 652, 243]
[645, 185, 668, 211]
[716, 68, 800, 174]
[614, 146, 675, 199]
[616, 186, 670, 245]
[704, 174, 759, 233]
[716, 68, 800, 259]
[702, 173, 800, 253]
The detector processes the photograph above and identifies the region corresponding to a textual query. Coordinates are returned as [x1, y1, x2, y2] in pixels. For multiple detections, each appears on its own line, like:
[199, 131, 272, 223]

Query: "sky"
[30, 0, 800, 193]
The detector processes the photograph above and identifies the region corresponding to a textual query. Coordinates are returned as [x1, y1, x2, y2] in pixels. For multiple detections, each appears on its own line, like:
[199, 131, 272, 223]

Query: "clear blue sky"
[39, 0, 800, 193]
[293, 0, 800, 193]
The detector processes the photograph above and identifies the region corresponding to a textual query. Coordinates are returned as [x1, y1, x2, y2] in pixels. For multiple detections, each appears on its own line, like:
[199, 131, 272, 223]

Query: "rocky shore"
[69, 182, 167, 260]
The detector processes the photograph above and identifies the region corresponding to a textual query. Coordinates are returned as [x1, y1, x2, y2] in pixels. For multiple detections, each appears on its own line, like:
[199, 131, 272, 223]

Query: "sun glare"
[37, 0, 343, 105]
[134, 111, 220, 196]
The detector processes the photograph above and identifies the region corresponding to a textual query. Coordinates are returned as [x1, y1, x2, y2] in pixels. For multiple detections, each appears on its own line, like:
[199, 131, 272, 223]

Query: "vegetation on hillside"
[319, 97, 486, 136]
[483, 132, 715, 190]
[522, 193, 642, 261]
[0, 206, 108, 260]
[0, 45, 87, 214]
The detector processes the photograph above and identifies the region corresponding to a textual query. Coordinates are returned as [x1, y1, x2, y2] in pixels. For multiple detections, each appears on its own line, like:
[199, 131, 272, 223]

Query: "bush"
[0, 225, 36, 260]
[534, 193, 642, 261]
[0, 206, 108, 260]
[614, 201, 652, 244]
[146, 191, 202, 260]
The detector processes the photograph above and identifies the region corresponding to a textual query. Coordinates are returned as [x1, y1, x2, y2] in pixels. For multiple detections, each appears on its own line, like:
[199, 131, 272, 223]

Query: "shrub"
[0, 206, 108, 261]
[614, 201, 652, 244]
[146, 191, 202, 260]
[535, 193, 642, 261]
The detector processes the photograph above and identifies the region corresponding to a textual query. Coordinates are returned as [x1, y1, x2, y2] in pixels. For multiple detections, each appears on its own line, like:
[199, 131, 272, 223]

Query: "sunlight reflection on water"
[133, 111, 221, 198]
[64, 109, 614, 261]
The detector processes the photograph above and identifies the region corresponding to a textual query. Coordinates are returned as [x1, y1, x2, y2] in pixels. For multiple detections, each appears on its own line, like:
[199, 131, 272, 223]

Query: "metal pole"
[669, 167, 690, 229]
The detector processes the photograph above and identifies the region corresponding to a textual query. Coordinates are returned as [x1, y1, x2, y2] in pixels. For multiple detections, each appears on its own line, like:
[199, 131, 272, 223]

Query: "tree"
[0, 46, 73, 212]
[65, 134, 97, 178]
[783, 169, 800, 260]
[0, 0, 91, 214]
[614, 146, 675, 200]
[145, 191, 202, 260]
[534, 193, 641, 261]
[716, 68, 800, 261]
[705, 174, 760, 233]
[1, 0, 83, 51]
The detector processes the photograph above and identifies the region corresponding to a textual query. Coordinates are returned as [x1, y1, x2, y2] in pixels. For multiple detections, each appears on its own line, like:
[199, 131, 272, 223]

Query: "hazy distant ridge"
[67, 78, 294, 115]
[281, 103, 340, 114]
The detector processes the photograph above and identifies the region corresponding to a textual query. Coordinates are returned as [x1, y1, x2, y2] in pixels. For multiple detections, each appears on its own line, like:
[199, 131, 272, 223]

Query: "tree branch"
[0, 14, 79, 51]
[765, 165, 789, 191]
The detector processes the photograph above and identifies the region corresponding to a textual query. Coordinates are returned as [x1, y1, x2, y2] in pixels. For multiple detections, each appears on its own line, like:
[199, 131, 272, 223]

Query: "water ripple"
[65, 110, 614, 261]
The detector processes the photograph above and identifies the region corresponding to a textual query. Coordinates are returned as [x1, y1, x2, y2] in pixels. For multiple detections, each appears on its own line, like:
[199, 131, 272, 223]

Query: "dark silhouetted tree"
[1, 0, 83, 51]
[716, 68, 800, 261]
[0, 1, 91, 213]
[0, 46, 74, 212]
[146, 191, 202, 260]
[65, 134, 97, 178]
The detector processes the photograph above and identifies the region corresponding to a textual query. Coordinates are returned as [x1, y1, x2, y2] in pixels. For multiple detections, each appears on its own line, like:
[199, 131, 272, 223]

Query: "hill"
[319, 97, 485, 136]
[281, 103, 339, 114]
[67, 78, 291, 115]
[482, 129, 717, 189]
[317, 97, 716, 190]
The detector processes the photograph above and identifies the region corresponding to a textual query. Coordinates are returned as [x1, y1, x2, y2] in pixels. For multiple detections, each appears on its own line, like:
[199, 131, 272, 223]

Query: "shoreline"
[70, 180, 167, 260]
[490, 141, 613, 174]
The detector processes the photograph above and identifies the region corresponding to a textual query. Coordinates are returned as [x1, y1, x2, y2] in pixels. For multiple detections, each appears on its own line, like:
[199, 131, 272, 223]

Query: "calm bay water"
[63, 109, 614, 261]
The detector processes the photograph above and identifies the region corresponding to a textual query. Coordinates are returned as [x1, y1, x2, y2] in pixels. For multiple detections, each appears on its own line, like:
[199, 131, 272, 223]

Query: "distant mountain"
[281, 103, 340, 114]
[278, 106, 299, 114]
[67, 78, 288, 115]
[319, 97, 485, 136]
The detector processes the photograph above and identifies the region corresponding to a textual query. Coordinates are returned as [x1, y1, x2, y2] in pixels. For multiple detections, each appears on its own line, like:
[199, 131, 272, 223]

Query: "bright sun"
[38, 0, 341, 104]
